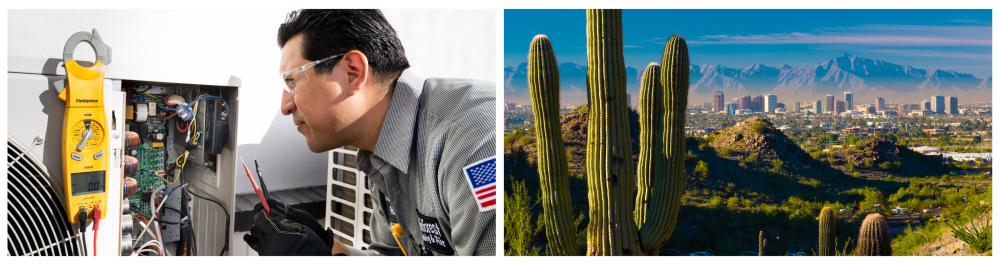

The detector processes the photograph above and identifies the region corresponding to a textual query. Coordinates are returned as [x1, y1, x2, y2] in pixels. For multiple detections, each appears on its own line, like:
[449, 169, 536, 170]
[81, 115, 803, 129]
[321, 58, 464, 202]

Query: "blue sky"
[504, 9, 992, 78]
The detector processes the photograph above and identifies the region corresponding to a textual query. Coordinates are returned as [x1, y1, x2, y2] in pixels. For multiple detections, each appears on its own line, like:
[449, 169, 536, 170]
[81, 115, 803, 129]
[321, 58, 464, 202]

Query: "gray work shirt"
[348, 69, 496, 256]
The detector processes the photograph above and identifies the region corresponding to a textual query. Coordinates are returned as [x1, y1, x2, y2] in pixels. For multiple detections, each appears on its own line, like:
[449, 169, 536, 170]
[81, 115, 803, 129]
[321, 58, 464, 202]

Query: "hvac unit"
[7, 29, 240, 256]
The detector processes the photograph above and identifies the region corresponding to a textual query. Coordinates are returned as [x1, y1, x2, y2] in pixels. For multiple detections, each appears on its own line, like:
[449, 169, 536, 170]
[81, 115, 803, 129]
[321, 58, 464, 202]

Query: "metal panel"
[327, 147, 373, 250]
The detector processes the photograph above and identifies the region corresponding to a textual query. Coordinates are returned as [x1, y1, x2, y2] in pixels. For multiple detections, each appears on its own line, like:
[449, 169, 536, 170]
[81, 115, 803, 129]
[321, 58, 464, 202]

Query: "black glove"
[242, 199, 332, 256]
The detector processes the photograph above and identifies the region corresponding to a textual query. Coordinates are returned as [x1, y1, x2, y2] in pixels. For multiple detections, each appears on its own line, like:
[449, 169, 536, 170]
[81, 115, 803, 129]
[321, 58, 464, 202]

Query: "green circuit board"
[125, 95, 169, 216]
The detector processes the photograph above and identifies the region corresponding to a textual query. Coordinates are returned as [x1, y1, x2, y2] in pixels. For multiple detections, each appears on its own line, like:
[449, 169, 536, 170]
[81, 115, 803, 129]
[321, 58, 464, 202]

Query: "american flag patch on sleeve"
[462, 156, 496, 212]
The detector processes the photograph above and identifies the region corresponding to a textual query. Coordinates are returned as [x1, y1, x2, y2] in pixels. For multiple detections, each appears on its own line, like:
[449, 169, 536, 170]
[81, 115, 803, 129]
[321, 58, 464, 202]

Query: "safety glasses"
[279, 53, 347, 95]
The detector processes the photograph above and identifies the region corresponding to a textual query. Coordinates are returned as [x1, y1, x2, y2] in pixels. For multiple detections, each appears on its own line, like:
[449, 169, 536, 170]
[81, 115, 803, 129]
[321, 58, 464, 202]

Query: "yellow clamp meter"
[59, 29, 113, 224]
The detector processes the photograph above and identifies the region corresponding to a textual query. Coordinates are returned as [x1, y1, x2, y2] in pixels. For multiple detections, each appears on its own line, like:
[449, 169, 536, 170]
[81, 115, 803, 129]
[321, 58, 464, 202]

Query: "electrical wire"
[133, 184, 186, 248]
[183, 186, 229, 256]
[138, 93, 158, 99]
[80, 232, 88, 256]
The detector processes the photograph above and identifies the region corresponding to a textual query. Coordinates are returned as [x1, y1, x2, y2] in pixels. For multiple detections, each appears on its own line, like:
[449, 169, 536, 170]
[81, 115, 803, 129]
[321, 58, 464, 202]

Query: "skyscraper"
[844, 91, 853, 111]
[714, 91, 725, 112]
[922, 100, 931, 111]
[726, 103, 739, 115]
[898, 104, 909, 115]
[740, 96, 752, 111]
[786, 101, 800, 112]
[627, 93, 632, 107]
[876, 97, 885, 112]
[765, 94, 778, 113]
[825, 94, 835, 113]
[932, 95, 945, 114]
[752, 95, 764, 112]
[835, 100, 845, 114]
[814, 100, 823, 114]
[946, 96, 958, 114]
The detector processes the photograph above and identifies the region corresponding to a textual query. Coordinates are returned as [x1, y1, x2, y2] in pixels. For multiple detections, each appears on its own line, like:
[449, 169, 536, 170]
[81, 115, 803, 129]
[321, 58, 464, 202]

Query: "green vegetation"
[770, 158, 784, 173]
[946, 212, 992, 254]
[695, 160, 709, 177]
[857, 213, 892, 256]
[752, 121, 769, 133]
[504, 181, 545, 256]
[720, 146, 735, 156]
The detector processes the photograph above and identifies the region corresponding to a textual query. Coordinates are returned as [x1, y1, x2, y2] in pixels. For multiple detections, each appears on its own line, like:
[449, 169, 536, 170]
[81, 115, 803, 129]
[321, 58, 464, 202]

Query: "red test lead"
[241, 156, 270, 214]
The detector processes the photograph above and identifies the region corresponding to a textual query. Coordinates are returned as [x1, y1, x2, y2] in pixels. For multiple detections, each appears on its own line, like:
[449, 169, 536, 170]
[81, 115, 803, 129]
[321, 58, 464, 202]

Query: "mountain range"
[504, 54, 992, 106]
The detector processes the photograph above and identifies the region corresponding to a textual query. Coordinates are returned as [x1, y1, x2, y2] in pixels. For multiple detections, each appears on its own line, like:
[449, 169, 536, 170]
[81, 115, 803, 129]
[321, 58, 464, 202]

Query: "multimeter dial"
[71, 119, 104, 151]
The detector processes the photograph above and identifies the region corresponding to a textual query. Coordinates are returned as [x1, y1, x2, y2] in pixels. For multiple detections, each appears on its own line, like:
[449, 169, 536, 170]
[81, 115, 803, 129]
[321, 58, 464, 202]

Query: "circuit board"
[125, 95, 169, 216]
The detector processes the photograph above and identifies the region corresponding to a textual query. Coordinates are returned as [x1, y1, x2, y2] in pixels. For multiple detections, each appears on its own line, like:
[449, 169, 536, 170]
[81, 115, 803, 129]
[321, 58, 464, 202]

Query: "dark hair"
[278, 9, 410, 85]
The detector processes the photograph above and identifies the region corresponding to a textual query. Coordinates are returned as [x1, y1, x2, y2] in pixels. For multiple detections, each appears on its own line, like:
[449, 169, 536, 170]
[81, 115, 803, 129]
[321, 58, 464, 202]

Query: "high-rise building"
[765, 94, 778, 113]
[713, 91, 725, 112]
[752, 95, 764, 112]
[726, 103, 739, 115]
[876, 97, 885, 112]
[835, 100, 845, 114]
[814, 100, 823, 114]
[740, 96, 752, 111]
[898, 104, 909, 114]
[776, 103, 785, 109]
[946, 96, 958, 114]
[867, 106, 876, 114]
[932, 95, 945, 114]
[922, 100, 931, 111]
[844, 92, 853, 111]
[786, 101, 800, 112]
[825, 94, 835, 113]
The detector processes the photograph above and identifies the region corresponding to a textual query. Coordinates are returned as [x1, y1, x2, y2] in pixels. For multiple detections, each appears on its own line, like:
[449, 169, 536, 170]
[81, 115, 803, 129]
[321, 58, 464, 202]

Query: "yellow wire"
[138, 93, 158, 99]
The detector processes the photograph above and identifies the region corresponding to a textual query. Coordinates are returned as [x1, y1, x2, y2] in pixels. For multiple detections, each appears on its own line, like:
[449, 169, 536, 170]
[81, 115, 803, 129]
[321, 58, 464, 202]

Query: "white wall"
[7, 9, 496, 193]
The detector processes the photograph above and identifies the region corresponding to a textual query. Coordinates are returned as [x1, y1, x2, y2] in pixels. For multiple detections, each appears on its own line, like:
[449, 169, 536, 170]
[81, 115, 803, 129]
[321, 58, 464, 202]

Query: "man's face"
[279, 35, 360, 152]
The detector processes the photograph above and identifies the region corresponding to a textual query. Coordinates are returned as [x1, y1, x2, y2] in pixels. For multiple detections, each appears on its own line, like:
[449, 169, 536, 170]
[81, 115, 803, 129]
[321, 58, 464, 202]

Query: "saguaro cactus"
[857, 213, 892, 256]
[758, 231, 766, 256]
[530, 9, 689, 256]
[585, 9, 640, 255]
[818, 207, 836, 256]
[527, 34, 579, 256]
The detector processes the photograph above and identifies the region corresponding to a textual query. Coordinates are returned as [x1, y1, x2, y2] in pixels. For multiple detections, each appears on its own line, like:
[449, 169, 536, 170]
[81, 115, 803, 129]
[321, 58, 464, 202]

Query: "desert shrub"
[880, 161, 893, 171]
[752, 121, 769, 133]
[695, 160, 710, 177]
[864, 158, 874, 168]
[504, 130, 528, 147]
[725, 183, 736, 193]
[720, 146, 735, 156]
[799, 178, 821, 190]
[771, 158, 784, 172]
[504, 181, 544, 256]
[728, 196, 742, 209]
[745, 154, 758, 165]
[708, 196, 724, 208]
[686, 151, 699, 164]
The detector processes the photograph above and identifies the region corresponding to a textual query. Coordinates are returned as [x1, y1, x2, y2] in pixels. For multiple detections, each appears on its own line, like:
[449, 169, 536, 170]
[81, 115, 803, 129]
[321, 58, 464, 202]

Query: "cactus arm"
[759, 231, 766, 256]
[633, 62, 666, 252]
[634, 35, 690, 252]
[585, 9, 640, 255]
[528, 34, 580, 256]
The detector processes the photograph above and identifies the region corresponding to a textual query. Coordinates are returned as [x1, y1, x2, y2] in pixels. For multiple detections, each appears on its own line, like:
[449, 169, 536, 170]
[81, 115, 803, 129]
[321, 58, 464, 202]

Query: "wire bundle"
[123, 177, 138, 197]
[123, 155, 139, 174]
[124, 131, 141, 149]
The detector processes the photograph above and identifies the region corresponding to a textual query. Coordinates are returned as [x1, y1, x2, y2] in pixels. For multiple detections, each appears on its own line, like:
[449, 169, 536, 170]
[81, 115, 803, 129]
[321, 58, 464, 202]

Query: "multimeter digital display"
[70, 171, 107, 196]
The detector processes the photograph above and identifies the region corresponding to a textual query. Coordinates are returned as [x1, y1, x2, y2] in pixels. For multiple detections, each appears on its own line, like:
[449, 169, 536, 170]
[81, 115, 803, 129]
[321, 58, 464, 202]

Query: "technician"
[241, 9, 496, 256]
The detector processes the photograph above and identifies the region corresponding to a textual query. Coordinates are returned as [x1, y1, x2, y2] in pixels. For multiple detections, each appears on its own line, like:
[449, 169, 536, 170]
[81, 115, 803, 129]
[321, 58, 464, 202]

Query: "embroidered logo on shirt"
[462, 156, 496, 212]
[416, 210, 454, 255]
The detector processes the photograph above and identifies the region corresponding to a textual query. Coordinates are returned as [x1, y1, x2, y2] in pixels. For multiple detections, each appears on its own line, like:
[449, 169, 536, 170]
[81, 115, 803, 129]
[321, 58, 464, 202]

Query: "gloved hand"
[242, 199, 333, 256]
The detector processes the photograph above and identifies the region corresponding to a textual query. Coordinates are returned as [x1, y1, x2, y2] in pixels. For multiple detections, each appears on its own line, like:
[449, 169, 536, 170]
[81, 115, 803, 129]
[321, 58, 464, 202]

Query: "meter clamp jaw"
[60, 29, 113, 224]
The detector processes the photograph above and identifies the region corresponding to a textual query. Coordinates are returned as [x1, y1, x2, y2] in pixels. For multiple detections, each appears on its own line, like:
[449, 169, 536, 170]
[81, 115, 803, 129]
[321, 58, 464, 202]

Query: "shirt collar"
[370, 69, 424, 173]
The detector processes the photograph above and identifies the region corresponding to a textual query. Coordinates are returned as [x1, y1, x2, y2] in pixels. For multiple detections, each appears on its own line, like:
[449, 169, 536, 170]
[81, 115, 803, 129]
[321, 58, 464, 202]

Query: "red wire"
[176, 120, 190, 133]
[93, 233, 96, 256]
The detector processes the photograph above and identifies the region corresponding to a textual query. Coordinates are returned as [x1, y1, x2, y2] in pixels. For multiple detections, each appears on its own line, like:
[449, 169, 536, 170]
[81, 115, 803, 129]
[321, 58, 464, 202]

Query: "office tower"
[876, 97, 885, 112]
[867, 105, 876, 114]
[726, 103, 739, 115]
[740, 96, 752, 111]
[932, 95, 945, 114]
[714, 91, 725, 112]
[814, 100, 823, 114]
[765, 94, 778, 113]
[752, 95, 764, 112]
[946, 96, 958, 114]
[776, 103, 785, 109]
[922, 100, 931, 111]
[844, 91, 853, 111]
[835, 100, 845, 114]
[825, 94, 835, 113]
[786, 101, 800, 112]
[627, 93, 632, 107]
[898, 104, 909, 114]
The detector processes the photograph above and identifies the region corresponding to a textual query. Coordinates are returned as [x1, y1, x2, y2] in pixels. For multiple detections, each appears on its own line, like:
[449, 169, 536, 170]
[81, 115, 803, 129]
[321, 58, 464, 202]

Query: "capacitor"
[123, 156, 139, 175]
[131, 149, 138, 156]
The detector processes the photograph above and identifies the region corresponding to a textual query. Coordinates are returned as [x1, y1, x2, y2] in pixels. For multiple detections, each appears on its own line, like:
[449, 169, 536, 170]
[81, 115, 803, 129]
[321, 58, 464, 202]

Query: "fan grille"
[7, 139, 84, 256]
